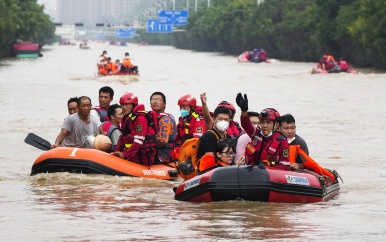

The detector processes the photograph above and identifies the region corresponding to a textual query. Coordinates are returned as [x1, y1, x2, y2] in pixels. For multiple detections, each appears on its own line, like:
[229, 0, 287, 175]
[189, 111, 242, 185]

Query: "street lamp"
[153, 3, 164, 15]
[159, 1, 167, 10]
[155, 0, 174, 10]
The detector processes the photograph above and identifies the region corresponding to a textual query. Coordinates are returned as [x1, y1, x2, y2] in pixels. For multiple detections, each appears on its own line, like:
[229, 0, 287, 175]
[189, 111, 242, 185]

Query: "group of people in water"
[248, 48, 269, 63]
[97, 50, 139, 75]
[317, 55, 352, 73]
[79, 41, 89, 49]
[51, 86, 313, 179]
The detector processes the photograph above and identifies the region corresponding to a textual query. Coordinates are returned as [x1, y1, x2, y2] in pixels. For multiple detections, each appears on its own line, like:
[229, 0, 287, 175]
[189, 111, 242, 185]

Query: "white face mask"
[260, 130, 273, 137]
[125, 56, 129, 59]
[216, 120, 229, 132]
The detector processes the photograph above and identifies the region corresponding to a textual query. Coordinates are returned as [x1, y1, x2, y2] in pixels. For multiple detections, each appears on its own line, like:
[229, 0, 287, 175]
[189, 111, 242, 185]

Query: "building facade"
[56, 0, 139, 26]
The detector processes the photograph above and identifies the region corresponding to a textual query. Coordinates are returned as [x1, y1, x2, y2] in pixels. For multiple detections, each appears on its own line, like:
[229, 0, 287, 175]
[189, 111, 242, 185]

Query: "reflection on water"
[1, 42, 385, 241]
[29, 173, 308, 241]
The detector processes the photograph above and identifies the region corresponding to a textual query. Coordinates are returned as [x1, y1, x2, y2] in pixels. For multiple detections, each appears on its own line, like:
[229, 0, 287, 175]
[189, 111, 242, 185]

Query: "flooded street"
[0, 42, 385, 241]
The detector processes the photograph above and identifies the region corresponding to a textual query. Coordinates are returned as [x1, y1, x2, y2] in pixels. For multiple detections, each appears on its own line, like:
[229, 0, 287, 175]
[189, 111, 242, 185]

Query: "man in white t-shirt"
[52, 96, 103, 148]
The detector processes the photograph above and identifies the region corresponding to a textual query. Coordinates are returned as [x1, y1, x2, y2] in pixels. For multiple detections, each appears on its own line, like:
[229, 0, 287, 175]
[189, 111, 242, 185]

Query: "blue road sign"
[146, 19, 173, 33]
[115, 28, 136, 38]
[158, 10, 188, 25]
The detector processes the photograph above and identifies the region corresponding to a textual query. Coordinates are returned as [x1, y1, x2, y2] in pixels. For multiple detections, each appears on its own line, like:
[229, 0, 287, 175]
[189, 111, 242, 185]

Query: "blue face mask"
[180, 109, 189, 118]
[260, 130, 273, 137]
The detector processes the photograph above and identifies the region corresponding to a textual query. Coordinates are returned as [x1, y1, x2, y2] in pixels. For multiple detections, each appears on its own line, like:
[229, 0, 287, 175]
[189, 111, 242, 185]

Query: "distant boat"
[138, 41, 148, 46]
[79, 43, 90, 49]
[11, 41, 42, 58]
[95, 71, 139, 82]
[59, 40, 76, 45]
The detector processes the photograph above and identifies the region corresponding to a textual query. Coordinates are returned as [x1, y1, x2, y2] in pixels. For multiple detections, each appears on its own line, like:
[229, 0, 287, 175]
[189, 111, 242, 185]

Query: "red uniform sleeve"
[122, 115, 148, 160]
[240, 114, 257, 137]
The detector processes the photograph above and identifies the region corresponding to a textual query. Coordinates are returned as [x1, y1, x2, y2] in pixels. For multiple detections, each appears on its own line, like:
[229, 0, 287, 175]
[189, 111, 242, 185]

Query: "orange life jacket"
[106, 62, 114, 72]
[197, 154, 228, 175]
[111, 63, 118, 72]
[326, 55, 336, 63]
[289, 145, 335, 180]
[122, 58, 134, 68]
[98, 64, 108, 75]
[176, 130, 218, 180]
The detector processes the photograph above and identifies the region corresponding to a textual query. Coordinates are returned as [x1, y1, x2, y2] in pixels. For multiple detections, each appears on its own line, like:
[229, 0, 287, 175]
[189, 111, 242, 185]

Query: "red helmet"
[218, 101, 236, 119]
[259, 108, 280, 121]
[178, 94, 196, 108]
[217, 101, 235, 111]
[119, 92, 138, 105]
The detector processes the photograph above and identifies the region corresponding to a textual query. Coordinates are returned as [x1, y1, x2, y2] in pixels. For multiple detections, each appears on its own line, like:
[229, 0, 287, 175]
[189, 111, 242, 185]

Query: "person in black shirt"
[277, 113, 309, 169]
[196, 106, 232, 161]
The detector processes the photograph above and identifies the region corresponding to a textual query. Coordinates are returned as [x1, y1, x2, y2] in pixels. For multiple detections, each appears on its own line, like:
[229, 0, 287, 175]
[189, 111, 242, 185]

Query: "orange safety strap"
[291, 145, 335, 180]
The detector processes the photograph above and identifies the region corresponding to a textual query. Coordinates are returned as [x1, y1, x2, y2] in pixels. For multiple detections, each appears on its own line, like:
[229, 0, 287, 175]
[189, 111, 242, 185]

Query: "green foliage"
[164, 0, 386, 69]
[348, 0, 386, 68]
[0, 0, 19, 57]
[0, 0, 55, 58]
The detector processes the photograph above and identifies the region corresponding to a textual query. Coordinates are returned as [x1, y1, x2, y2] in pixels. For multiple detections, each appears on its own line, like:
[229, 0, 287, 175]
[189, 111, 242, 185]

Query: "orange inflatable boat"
[31, 147, 179, 180]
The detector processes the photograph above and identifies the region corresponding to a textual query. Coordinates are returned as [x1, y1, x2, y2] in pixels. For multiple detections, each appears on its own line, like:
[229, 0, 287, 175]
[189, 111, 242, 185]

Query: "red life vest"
[123, 105, 158, 165]
[339, 60, 349, 71]
[102, 121, 120, 152]
[177, 107, 206, 144]
[226, 121, 244, 139]
[114, 113, 134, 152]
[122, 58, 134, 68]
[325, 55, 336, 70]
[245, 131, 289, 166]
[259, 51, 267, 61]
[92, 106, 109, 122]
[102, 121, 119, 137]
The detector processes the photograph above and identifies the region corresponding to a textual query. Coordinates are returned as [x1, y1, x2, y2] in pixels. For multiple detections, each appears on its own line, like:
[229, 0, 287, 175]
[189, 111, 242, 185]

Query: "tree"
[348, 0, 386, 68]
